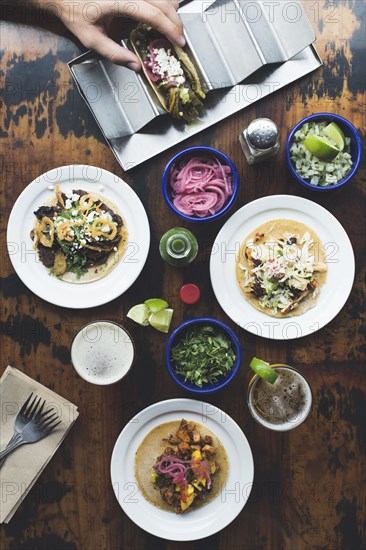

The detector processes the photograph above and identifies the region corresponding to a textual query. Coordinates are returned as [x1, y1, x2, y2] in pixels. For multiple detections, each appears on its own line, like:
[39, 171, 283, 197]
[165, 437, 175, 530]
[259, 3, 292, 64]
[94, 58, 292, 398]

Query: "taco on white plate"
[31, 185, 128, 283]
[236, 219, 328, 317]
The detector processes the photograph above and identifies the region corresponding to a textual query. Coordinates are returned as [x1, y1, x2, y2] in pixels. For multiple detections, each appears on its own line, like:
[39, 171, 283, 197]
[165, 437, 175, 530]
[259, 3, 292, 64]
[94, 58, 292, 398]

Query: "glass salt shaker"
[239, 118, 280, 164]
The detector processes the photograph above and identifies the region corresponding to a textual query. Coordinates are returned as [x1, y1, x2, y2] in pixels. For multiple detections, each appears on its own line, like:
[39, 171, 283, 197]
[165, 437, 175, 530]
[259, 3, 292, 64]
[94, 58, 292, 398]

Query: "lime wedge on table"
[304, 135, 341, 162]
[144, 298, 169, 314]
[323, 122, 345, 151]
[149, 308, 174, 333]
[127, 304, 150, 326]
[250, 357, 278, 384]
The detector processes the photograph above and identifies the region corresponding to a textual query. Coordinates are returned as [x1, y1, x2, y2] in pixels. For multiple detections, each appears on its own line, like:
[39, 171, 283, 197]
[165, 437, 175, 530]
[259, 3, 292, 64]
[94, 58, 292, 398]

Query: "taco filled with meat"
[130, 25, 206, 123]
[135, 419, 228, 514]
[236, 219, 327, 317]
[31, 185, 128, 283]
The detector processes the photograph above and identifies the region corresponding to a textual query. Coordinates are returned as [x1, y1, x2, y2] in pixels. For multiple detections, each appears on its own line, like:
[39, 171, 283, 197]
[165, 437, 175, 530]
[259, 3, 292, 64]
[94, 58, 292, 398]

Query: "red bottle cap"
[180, 284, 201, 305]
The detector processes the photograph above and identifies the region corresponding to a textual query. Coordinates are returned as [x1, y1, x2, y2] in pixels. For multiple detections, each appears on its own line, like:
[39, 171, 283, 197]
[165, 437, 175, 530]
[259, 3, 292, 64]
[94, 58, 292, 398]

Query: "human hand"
[47, 0, 184, 70]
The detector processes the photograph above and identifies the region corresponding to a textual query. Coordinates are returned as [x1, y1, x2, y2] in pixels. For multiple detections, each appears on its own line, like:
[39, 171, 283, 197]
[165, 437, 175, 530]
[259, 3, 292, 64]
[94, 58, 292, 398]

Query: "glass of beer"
[71, 321, 135, 385]
[247, 364, 312, 431]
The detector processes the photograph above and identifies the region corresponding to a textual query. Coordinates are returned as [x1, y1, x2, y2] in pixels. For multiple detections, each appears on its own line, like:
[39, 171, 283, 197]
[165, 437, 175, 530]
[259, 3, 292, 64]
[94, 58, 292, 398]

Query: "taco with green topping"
[31, 186, 128, 283]
[130, 24, 206, 123]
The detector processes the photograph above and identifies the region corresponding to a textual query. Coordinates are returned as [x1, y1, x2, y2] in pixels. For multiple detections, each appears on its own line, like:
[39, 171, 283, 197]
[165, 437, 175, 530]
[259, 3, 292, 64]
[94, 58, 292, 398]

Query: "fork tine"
[19, 393, 33, 415]
[34, 399, 46, 420]
[29, 396, 42, 420]
[40, 419, 61, 433]
[23, 394, 38, 419]
[38, 410, 57, 424]
[37, 411, 58, 428]
[38, 408, 54, 420]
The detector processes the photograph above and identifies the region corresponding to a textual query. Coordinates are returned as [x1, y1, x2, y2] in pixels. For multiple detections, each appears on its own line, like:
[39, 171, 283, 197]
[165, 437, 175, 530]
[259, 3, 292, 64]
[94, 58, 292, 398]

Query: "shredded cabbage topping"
[239, 230, 327, 314]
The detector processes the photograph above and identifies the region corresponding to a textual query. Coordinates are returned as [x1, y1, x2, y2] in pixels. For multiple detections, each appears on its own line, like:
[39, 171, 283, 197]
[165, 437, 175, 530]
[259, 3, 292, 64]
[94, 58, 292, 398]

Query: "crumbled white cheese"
[65, 199, 73, 209]
[101, 225, 110, 233]
[80, 239, 86, 246]
[72, 209, 78, 216]
[152, 47, 185, 86]
[71, 193, 80, 202]
[86, 211, 97, 223]
[113, 247, 118, 252]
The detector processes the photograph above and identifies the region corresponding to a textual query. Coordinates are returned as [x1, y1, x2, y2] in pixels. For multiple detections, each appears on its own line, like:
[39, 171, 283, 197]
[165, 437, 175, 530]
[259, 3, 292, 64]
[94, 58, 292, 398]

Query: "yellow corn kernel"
[191, 479, 200, 491]
[151, 472, 158, 483]
[175, 485, 180, 492]
[210, 463, 217, 474]
[191, 450, 202, 461]
[181, 493, 195, 511]
[192, 479, 205, 491]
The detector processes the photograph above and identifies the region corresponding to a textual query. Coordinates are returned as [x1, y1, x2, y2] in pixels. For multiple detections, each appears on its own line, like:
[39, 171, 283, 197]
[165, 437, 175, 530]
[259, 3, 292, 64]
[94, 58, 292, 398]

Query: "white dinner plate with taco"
[110, 398, 254, 541]
[210, 195, 354, 340]
[7, 165, 150, 308]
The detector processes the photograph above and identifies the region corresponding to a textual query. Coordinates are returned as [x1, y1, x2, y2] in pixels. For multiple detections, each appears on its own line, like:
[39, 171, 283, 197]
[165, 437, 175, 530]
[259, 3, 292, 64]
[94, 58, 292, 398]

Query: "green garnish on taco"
[31, 186, 128, 283]
[130, 25, 206, 123]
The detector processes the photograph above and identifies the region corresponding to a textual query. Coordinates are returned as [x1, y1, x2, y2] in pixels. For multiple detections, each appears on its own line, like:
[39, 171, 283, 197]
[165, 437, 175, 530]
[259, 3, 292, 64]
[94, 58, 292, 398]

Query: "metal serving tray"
[69, 0, 321, 170]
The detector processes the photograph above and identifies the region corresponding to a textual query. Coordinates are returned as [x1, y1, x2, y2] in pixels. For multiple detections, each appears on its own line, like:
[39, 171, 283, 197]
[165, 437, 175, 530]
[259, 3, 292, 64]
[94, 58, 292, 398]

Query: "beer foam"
[71, 321, 134, 385]
[248, 367, 312, 431]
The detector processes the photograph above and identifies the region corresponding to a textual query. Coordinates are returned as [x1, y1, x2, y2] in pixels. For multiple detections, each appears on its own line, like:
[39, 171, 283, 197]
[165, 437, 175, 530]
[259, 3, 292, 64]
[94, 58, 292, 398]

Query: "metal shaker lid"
[247, 118, 279, 150]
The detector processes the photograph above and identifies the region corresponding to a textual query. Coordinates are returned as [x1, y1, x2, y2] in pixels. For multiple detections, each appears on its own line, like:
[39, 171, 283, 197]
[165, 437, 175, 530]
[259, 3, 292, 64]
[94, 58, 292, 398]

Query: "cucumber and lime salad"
[290, 121, 353, 186]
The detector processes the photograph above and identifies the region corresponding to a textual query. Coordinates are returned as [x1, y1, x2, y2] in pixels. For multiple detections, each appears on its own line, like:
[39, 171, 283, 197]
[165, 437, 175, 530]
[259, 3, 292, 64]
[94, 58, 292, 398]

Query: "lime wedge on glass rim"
[144, 298, 169, 313]
[149, 308, 174, 333]
[303, 134, 341, 162]
[323, 122, 345, 150]
[250, 357, 278, 384]
[127, 304, 150, 326]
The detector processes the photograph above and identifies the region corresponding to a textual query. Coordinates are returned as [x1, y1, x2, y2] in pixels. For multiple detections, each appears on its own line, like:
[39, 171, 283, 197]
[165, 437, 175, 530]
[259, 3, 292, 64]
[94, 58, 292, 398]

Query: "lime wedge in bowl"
[149, 308, 174, 333]
[144, 298, 169, 313]
[304, 134, 341, 162]
[250, 357, 278, 384]
[324, 122, 345, 150]
[127, 304, 150, 326]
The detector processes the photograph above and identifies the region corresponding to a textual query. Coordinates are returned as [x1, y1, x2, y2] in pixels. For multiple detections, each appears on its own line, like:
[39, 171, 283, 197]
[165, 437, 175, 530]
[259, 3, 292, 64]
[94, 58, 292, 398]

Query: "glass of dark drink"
[247, 364, 312, 431]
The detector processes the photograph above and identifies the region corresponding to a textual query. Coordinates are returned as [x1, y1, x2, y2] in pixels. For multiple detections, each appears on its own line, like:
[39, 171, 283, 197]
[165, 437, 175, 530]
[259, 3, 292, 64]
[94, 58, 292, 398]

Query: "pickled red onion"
[170, 155, 233, 218]
[191, 459, 212, 489]
[153, 454, 212, 487]
[154, 455, 190, 485]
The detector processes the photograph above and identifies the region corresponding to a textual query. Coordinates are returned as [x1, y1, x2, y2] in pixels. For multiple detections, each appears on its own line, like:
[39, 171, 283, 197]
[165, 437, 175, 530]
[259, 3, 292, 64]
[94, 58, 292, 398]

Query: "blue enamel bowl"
[165, 317, 242, 394]
[162, 146, 239, 222]
[286, 112, 362, 191]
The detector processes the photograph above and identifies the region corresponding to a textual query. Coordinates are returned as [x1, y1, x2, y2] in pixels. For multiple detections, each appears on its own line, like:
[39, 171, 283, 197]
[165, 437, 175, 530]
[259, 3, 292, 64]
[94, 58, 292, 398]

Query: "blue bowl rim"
[162, 146, 240, 223]
[165, 317, 242, 394]
[286, 112, 362, 191]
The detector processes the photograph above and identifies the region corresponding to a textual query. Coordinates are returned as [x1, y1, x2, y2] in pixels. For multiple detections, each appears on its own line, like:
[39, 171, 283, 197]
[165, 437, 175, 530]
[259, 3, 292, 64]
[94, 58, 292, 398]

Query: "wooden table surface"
[0, 2, 365, 549]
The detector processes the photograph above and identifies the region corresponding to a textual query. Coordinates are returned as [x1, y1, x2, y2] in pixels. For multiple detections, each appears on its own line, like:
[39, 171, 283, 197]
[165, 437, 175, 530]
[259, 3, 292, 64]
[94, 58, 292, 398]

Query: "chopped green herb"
[56, 238, 72, 255]
[66, 253, 89, 279]
[59, 209, 74, 220]
[170, 325, 237, 387]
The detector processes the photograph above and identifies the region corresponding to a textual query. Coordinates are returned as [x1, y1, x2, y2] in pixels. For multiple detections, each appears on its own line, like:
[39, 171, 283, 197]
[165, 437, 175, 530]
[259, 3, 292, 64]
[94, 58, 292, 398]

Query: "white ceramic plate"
[210, 195, 355, 340]
[7, 165, 150, 308]
[110, 398, 254, 541]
